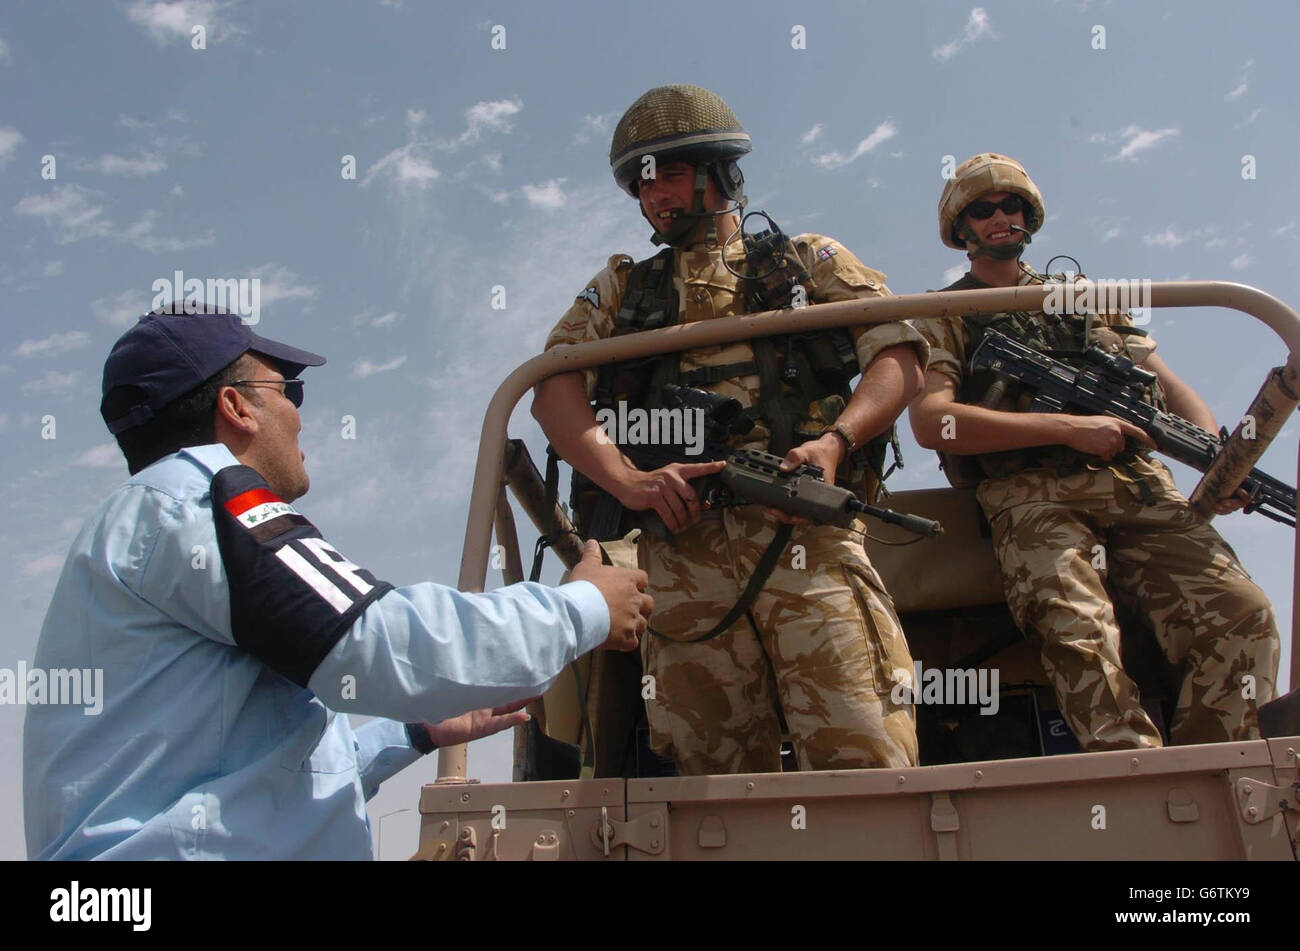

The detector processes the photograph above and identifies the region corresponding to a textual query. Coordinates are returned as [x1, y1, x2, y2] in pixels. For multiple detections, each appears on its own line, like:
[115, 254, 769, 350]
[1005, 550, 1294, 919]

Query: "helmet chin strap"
[960, 220, 1030, 261]
[646, 165, 740, 247]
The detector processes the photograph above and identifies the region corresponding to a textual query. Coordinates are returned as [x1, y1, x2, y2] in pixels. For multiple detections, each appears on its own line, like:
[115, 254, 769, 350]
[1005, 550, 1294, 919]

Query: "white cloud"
[121, 209, 215, 252]
[75, 444, 125, 469]
[15, 331, 90, 359]
[933, 7, 993, 61]
[353, 310, 398, 328]
[1102, 226, 1122, 241]
[522, 179, 567, 210]
[1246, 107, 1263, 124]
[1143, 226, 1187, 248]
[246, 264, 318, 307]
[575, 112, 617, 145]
[0, 126, 22, 164]
[1273, 221, 1296, 238]
[77, 152, 168, 176]
[43, 261, 64, 277]
[1225, 82, 1247, 100]
[21, 370, 81, 397]
[13, 185, 114, 243]
[127, 1, 241, 45]
[942, 264, 967, 285]
[353, 355, 408, 379]
[801, 123, 824, 145]
[449, 98, 522, 148]
[1230, 254, 1251, 271]
[92, 289, 152, 329]
[1095, 124, 1179, 162]
[15, 186, 210, 252]
[0, 34, 9, 63]
[118, 109, 190, 129]
[810, 121, 898, 170]
[361, 142, 440, 190]
[170, 184, 184, 197]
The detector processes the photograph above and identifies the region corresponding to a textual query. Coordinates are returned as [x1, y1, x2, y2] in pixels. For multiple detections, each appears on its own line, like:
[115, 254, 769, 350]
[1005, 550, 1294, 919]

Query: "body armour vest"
[592, 237, 888, 497]
[940, 271, 1167, 484]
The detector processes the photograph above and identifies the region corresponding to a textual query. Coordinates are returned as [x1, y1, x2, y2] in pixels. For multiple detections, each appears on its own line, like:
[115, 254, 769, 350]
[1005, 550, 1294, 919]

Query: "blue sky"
[2, 0, 1297, 859]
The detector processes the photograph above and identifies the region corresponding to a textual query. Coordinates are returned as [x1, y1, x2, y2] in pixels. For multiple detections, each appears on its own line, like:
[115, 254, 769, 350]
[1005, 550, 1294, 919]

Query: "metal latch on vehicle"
[1236, 777, 1296, 823]
[590, 805, 667, 857]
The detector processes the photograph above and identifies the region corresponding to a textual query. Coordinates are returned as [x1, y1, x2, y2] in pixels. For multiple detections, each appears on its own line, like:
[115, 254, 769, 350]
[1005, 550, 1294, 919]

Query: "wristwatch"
[822, 421, 858, 454]
[405, 722, 439, 755]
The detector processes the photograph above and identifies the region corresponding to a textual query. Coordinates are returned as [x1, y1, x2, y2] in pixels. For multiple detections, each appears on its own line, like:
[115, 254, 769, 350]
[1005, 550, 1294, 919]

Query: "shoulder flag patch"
[223, 486, 305, 541]
[577, 286, 600, 308]
[816, 245, 839, 261]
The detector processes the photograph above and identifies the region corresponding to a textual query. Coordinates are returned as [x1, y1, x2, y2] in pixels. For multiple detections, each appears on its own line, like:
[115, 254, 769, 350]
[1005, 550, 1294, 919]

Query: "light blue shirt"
[23, 444, 609, 860]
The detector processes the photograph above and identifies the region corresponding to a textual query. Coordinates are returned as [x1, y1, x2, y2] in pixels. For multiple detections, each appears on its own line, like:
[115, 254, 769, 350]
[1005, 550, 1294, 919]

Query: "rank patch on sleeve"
[816, 245, 839, 261]
[576, 286, 600, 308]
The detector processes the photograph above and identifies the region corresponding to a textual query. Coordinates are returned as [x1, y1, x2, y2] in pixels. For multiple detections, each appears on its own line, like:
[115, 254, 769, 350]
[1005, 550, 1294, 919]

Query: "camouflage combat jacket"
[914, 266, 1163, 485]
[545, 233, 929, 456]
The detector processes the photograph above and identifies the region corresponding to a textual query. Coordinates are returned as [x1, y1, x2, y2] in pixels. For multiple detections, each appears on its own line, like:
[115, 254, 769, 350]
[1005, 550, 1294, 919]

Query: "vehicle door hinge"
[591, 805, 666, 857]
[1236, 776, 1296, 824]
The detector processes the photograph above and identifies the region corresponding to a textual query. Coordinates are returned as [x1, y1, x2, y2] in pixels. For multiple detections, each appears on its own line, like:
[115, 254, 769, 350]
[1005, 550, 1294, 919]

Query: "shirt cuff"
[555, 579, 610, 654]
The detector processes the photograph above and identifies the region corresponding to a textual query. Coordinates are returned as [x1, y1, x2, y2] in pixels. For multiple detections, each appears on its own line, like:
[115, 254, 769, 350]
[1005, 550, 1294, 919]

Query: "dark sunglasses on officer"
[231, 378, 306, 407]
[964, 195, 1024, 220]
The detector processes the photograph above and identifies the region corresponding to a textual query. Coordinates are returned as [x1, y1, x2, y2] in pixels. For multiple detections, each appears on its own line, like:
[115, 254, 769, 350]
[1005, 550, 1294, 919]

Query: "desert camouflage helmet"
[938, 153, 1045, 250]
[609, 84, 752, 197]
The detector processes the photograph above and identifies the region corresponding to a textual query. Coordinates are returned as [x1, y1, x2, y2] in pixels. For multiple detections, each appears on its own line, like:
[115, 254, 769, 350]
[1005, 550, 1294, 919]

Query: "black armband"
[212, 465, 393, 687]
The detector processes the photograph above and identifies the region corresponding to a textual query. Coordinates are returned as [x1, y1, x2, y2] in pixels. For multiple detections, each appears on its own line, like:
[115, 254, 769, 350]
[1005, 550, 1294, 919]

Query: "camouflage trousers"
[977, 455, 1279, 751]
[637, 505, 918, 775]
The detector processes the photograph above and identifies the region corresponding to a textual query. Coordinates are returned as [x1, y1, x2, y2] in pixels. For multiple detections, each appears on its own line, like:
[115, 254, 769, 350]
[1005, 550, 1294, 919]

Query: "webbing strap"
[529, 446, 564, 583]
[678, 361, 759, 386]
[649, 521, 794, 645]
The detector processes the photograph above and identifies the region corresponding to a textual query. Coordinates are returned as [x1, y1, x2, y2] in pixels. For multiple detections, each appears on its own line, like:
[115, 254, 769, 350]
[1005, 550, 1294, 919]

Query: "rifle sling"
[648, 521, 794, 645]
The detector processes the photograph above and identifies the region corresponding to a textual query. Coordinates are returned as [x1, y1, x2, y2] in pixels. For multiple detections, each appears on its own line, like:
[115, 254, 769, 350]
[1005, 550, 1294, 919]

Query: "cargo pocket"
[841, 560, 914, 695]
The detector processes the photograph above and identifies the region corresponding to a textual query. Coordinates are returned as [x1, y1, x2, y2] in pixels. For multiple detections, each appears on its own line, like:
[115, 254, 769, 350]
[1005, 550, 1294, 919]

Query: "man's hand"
[1213, 487, 1252, 516]
[613, 460, 726, 534]
[568, 539, 653, 651]
[765, 433, 846, 525]
[1059, 415, 1155, 459]
[421, 697, 535, 748]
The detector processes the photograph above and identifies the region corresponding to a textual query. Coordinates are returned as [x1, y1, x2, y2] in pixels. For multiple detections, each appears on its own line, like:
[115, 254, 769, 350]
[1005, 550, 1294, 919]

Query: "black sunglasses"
[231, 379, 305, 407]
[964, 195, 1025, 220]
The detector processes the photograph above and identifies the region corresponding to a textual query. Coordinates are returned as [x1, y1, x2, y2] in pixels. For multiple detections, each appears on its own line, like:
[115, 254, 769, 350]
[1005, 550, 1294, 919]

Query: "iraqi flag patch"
[223, 487, 306, 541]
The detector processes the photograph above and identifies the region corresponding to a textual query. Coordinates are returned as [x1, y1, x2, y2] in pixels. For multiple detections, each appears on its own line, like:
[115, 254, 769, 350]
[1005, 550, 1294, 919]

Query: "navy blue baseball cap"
[101, 309, 326, 435]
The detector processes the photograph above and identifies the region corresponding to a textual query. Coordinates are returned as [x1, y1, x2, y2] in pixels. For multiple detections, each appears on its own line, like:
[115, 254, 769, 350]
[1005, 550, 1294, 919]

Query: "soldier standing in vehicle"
[908, 152, 1280, 751]
[531, 85, 928, 775]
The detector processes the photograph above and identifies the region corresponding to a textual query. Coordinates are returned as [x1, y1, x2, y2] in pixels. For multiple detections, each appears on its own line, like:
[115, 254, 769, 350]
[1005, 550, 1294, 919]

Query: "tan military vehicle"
[412, 282, 1299, 861]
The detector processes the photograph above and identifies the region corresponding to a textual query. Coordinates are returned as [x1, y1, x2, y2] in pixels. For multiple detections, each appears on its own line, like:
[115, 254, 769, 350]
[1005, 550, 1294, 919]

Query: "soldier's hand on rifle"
[1059, 416, 1155, 459]
[570, 539, 654, 651]
[615, 460, 727, 533]
[766, 434, 846, 525]
[1213, 488, 1252, 516]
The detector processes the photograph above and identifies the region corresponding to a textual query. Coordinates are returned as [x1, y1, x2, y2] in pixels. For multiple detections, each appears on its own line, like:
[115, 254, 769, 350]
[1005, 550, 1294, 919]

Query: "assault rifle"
[617, 385, 942, 537]
[969, 330, 1297, 527]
